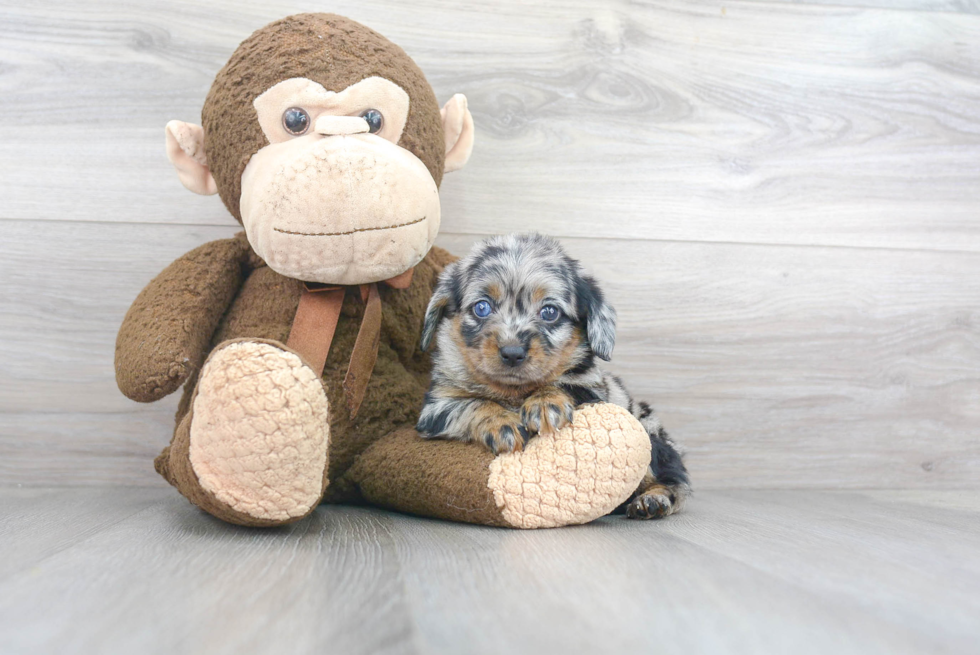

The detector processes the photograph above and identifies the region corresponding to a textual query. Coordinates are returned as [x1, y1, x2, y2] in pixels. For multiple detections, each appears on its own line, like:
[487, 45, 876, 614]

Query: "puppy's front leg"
[520, 386, 576, 437]
[472, 402, 529, 454]
[417, 396, 527, 455]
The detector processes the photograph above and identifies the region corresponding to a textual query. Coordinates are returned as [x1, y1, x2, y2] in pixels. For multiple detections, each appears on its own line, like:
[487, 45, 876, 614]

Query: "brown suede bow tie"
[285, 268, 414, 419]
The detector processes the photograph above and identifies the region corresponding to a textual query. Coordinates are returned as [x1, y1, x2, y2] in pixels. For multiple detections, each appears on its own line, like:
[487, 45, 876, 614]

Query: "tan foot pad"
[189, 341, 329, 522]
[487, 403, 651, 529]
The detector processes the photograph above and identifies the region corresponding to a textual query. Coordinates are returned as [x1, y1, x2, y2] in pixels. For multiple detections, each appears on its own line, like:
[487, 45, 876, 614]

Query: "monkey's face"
[240, 77, 440, 285]
[165, 14, 475, 286]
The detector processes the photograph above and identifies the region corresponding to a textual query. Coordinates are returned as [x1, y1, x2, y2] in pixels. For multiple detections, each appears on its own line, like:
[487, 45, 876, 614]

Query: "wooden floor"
[0, 487, 977, 655]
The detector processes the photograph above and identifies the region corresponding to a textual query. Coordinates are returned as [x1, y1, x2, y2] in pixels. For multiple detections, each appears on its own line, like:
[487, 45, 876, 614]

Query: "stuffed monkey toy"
[115, 13, 651, 529]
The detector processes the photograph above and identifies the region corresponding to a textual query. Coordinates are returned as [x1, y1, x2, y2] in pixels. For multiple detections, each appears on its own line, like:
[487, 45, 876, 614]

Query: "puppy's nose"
[499, 345, 527, 367]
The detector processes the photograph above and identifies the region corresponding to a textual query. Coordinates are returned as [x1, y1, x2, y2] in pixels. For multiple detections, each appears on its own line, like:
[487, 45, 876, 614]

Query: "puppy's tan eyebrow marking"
[486, 284, 502, 302]
[532, 287, 547, 303]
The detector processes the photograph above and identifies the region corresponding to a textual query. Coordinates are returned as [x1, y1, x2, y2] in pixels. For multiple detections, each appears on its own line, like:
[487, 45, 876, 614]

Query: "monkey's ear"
[165, 120, 218, 196]
[440, 94, 475, 173]
[576, 275, 617, 361]
[421, 262, 460, 352]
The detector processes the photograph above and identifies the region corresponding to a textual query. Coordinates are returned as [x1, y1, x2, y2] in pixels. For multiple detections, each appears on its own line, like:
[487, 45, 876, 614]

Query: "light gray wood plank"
[0, 486, 167, 581]
[387, 515, 921, 655]
[0, 492, 419, 655]
[1, 1, 980, 252]
[863, 488, 980, 514]
[2, 220, 978, 489]
[0, 410, 177, 488]
[652, 490, 980, 651]
[387, 490, 980, 655]
[1, 489, 978, 654]
[767, 0, 980, 15]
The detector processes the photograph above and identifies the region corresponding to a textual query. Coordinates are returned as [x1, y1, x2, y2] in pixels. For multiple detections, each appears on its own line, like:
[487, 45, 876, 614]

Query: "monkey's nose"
[499, 345, 527, 367]
[315, 115, 369, 136]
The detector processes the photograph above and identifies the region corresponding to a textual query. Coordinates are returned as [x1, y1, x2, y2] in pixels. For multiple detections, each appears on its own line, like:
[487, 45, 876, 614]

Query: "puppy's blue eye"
[473, 300, 492, 318]
[540, 305, 560, 322]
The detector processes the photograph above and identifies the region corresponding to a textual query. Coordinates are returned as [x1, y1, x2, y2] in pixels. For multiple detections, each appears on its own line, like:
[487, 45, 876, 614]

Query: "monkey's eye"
[540, 305, 561, 323]
[473, 300, 493, 319]
[360, 108, 384, 134]
[282, 107, 310, 135]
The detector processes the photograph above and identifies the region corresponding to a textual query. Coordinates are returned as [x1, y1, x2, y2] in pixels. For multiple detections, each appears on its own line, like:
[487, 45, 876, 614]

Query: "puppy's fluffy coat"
[417, 233, 690, 519]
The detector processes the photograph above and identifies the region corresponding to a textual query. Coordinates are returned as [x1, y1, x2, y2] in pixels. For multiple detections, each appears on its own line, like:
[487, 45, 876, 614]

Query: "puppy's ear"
[576, 275, 617, 361]
[421, 262, 461, 352]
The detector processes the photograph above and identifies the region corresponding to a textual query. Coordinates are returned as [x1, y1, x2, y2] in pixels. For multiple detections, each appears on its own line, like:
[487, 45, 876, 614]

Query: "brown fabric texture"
[153, 241, 456, 506]
[343, 428, 510, 527]
[286, 287, 345, 375]
[343, 282, 382, 418]
[288, 275, 417, 419]
[115, 235, 253, 403]
[202, 13, 446, 222]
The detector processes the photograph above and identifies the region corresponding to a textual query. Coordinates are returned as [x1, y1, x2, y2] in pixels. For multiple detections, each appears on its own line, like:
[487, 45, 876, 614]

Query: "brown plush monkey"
[116, 13, 652, 529]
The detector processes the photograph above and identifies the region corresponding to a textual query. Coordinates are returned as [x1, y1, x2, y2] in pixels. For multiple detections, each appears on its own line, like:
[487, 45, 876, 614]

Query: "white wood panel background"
[0, 0, 978, 489]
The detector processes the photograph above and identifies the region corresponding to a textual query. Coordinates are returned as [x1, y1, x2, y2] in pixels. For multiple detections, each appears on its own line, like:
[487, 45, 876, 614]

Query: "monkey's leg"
[344, 403, 650, 529]
[155, 339, 330, 527]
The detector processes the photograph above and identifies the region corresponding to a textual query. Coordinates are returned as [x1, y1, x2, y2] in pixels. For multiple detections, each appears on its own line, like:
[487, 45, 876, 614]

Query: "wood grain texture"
[768, 0, 980, 14]
[0, 488, 419, 655]
[1, 488, 978, 655]
[2, 220, 978, 489]
[1, 2, 979, 490]
[1, 0, 980, 251]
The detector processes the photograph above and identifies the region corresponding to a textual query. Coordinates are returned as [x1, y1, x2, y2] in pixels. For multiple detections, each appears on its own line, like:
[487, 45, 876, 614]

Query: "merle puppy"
[417, 232, 690, 519]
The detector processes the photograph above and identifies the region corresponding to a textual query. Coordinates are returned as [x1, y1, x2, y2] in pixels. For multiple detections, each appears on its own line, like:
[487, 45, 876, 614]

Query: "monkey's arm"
[345, 402, 652, 529]
[115, 233, 253, 403]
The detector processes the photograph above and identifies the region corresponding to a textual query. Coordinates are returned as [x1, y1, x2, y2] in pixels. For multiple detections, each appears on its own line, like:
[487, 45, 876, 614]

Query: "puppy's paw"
[626, 484, 683, 520]
[474, 406, 528, 455]
[521, 387, 575, 437]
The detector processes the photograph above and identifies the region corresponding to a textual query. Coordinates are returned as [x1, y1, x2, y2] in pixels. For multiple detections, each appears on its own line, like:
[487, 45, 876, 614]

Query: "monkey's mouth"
[273, 216, 426, 237]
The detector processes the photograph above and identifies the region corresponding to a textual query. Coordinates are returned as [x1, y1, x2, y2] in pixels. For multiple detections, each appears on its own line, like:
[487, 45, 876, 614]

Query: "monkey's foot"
[487, 403, 651, 529]
[160, 340, 330, 526]
[343, 403, 649, 529]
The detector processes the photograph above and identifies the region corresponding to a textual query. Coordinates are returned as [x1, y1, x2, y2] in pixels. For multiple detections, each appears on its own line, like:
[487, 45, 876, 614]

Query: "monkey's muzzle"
[240, 134, 441, 285]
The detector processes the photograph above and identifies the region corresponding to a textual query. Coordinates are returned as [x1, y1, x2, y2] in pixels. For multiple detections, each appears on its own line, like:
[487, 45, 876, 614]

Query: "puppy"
[417, 232, 690, 519]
